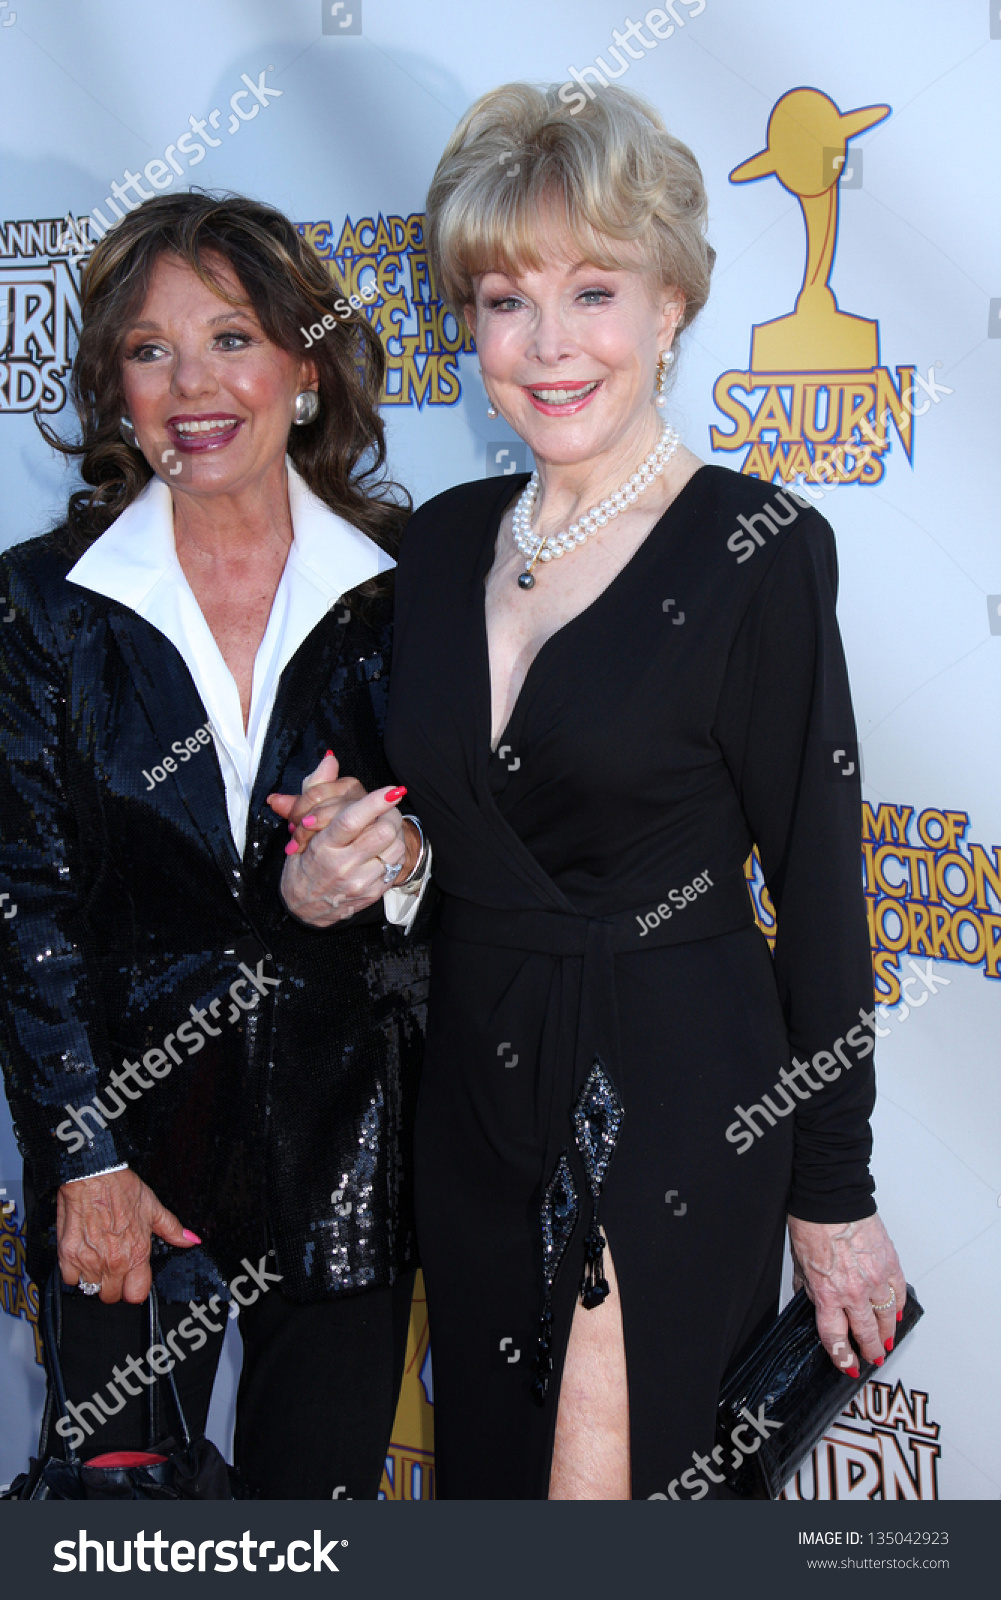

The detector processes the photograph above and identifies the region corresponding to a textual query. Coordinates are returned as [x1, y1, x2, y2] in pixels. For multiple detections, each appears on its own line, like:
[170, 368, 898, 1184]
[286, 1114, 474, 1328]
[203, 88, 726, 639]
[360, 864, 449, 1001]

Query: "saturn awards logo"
[0, 216, 83, 416]
[711, 89, 920, 490]
[783, 1379, 940, 1500]
[0, 1188, 42, 1364]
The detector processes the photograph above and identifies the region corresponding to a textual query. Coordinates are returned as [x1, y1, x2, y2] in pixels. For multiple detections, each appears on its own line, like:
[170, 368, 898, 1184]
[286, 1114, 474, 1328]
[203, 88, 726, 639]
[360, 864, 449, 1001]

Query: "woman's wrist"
[397, 815, 429, 892]
[62, 1162, 130, 1185]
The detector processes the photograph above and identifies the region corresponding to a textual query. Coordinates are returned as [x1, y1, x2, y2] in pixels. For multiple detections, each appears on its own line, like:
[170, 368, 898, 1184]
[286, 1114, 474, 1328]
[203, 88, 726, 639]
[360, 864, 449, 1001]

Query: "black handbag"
[2, 1272, 254, 1500]
[716, 1283, 924, 1499]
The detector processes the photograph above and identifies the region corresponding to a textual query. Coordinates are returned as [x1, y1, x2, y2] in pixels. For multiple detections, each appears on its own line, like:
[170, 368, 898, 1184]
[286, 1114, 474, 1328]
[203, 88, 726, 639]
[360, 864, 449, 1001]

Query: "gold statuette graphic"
[380, 1271, 434, 1499]
[730, 89, 889, 372]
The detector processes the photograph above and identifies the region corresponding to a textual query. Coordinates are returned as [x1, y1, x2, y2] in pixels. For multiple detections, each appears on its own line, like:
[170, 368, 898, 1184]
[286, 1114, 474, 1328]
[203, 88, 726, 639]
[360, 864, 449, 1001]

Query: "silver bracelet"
[397, 815, 429, 891]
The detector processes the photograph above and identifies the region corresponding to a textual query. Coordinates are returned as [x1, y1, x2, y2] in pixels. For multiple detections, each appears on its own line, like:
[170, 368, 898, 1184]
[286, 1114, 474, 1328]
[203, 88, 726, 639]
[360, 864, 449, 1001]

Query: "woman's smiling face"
[467, 244, 683, 469]
[120, 251, 315, 498]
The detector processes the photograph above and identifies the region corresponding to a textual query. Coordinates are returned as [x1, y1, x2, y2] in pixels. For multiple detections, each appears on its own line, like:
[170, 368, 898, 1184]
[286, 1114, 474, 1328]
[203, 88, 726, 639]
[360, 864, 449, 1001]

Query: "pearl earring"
[655, 349, 675, 408]
[479, 365, 498, 419]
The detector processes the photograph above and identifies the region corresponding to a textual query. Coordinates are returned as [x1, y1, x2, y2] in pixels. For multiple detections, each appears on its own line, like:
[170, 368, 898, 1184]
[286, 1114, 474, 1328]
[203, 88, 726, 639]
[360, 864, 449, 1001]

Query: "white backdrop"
[1, 0, 998, 1500]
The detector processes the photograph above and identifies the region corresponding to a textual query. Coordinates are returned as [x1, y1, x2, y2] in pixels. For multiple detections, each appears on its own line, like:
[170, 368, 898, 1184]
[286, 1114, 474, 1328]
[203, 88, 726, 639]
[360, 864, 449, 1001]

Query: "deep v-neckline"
[480, 466, 708, 755]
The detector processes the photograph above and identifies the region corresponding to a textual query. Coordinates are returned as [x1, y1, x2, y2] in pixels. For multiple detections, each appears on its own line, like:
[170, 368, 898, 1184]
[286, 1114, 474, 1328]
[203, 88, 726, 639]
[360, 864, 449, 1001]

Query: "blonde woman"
[280, 84, 906, 1500]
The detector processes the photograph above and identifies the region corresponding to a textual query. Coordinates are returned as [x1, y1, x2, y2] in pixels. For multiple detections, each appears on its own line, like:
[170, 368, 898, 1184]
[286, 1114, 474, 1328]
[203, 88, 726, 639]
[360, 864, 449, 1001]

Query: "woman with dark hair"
[0, 191, 431, 1499]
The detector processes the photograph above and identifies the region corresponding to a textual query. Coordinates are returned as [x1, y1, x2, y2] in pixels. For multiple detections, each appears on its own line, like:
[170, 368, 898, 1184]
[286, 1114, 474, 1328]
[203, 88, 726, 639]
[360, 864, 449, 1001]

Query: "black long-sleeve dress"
[384, 466, 876, 1500]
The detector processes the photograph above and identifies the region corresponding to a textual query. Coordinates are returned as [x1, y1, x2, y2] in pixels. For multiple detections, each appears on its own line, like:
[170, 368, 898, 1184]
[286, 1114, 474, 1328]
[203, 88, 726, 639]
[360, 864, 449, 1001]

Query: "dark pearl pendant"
[517, 570, 536, 590]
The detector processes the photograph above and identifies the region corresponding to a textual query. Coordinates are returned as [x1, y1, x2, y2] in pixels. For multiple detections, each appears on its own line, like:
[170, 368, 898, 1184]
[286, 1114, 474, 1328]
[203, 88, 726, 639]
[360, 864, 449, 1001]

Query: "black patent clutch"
[715, 1284, 924, 1499]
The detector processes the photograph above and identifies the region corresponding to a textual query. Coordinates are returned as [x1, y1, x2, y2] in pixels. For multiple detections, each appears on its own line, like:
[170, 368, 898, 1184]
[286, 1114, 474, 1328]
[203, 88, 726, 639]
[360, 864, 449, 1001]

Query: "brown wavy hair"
[41, 190, 409, 557]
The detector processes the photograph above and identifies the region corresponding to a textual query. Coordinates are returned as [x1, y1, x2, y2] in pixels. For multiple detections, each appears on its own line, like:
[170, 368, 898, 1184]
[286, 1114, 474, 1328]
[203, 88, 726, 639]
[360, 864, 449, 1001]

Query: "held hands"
[57, 1168, 199, 1305]
[266, 751, 419, 928]
[787, 1211, 907, 1377]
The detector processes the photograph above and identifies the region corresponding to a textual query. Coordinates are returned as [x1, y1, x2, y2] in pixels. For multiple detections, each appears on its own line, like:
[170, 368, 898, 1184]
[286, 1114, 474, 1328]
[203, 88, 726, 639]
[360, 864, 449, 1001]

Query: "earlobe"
[663, 290, 686, 337]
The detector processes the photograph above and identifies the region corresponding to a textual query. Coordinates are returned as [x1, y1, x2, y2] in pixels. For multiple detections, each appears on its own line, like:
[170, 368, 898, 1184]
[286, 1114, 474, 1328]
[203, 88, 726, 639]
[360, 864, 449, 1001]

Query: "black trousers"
[52, 1272, 415, 1499]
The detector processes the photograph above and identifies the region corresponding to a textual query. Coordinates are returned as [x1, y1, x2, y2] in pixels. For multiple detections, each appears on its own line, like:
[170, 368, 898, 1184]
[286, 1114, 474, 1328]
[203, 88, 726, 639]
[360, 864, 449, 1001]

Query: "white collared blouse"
[67, 461, 424, 928]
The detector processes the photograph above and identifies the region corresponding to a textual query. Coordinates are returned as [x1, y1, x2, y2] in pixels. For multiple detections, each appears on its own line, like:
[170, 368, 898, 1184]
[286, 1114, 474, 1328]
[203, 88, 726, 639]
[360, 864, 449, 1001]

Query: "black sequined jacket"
[0, 532, 431, 1302]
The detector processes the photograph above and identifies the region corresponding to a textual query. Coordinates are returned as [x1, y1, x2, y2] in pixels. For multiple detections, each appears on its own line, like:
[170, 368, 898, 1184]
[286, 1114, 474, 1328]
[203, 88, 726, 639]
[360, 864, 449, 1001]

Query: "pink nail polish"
[288, 821, 295, 832]
[303, 815, 317, 828]
[182, 1230, 201, 1245]
[285, 841, 299, 856]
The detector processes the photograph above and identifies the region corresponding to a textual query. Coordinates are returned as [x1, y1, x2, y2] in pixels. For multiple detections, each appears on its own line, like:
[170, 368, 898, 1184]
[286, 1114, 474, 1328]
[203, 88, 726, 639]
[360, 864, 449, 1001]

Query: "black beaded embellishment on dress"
[541, 1151, 579, 1288]
[532, 1151, 579, 1405]
[573, 1057, 624, 1194]
[572, 1057, 624, 1310]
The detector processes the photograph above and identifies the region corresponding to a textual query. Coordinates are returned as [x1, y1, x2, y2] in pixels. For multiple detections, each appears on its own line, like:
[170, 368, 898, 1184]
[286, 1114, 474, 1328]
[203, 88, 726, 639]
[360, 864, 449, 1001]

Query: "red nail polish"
[845, 1366, 860, 1379]
[385, 785, 407, 803]
[873, 1356, 884, 1366]
[896, 1309, 903, 1322]
[303, 815, 317, 828]
[325, 749, 333, 758]
[182, 1229, 201, 1245]
[285, 841, 299, 856]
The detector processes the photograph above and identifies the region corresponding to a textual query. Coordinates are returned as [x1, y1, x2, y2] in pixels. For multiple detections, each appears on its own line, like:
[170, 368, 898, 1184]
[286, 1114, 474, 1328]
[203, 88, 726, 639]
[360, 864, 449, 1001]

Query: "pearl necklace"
[512, 423, 680, 589]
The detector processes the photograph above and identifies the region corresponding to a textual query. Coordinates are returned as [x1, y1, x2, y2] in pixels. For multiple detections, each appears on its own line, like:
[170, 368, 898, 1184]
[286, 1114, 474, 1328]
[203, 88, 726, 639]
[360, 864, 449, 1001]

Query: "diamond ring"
[381, 859, 403, 885]
[78, 1281, 101, 1297]
[870, 1289, 896, 1312]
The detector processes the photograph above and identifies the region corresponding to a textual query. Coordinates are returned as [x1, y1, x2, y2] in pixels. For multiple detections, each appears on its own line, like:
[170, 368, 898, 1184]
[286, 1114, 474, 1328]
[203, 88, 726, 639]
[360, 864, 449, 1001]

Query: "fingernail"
[385, 785, 407, 803]
[884, 1337, 894, 1352]
[845, 1366, 860, 1379]
[182, 1230, 201, 1245]
[896, 1309, 903, 1322]
[288, 821, 295, 832]
[285, 841, 299, 856]
[324, 749, 333, 758]
[303, 815, 317, 828]
[873, 1356, 884, 1366]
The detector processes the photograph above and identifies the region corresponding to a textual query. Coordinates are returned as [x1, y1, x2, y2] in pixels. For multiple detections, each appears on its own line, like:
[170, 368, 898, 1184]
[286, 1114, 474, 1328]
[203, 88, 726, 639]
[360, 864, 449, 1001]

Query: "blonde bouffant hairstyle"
[425, 82, 714, 331]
